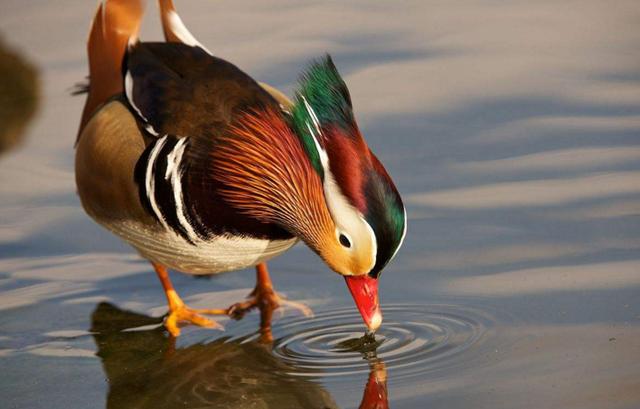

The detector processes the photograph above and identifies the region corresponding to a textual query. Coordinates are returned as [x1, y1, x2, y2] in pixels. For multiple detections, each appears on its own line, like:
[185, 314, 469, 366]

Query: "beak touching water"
[345, 275, 382, 332]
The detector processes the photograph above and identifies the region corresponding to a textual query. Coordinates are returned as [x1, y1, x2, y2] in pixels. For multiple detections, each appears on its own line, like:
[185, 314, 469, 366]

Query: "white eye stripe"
[301, 95, 377, 272]
[324, 168, 377, 271]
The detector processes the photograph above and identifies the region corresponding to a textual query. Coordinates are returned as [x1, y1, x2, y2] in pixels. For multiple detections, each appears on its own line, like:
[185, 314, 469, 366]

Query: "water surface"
[1, 1, 639, 408]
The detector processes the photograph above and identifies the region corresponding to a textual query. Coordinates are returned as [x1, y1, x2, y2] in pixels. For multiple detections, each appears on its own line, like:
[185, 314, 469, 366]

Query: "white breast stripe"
[146, 136, 170, 230]
[125, 70, 160, 136]
[164, 137, 199, 242]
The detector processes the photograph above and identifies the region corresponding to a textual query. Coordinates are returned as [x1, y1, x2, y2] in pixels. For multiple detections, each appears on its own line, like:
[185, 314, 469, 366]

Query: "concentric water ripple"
[234, 304, 495, 380]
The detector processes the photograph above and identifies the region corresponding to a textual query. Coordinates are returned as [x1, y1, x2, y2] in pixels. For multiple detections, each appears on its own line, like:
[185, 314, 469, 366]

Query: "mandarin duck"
[75, 0, 406, 337]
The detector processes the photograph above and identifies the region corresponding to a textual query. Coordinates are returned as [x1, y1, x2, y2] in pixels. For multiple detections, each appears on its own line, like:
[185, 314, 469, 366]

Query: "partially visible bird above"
[75, 0, 406, 337]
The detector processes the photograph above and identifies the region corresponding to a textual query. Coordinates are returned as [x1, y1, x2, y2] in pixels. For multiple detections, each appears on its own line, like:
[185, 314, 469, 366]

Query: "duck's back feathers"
[124, 42, 278, 142]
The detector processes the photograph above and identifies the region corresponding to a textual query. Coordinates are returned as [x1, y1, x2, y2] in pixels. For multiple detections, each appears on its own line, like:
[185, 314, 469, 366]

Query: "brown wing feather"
[156, 0, 293, 110]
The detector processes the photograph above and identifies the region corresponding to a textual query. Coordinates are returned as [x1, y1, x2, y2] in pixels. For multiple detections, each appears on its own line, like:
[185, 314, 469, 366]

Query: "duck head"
[289, 56, 407, 331]
[212, 56, 406, 331]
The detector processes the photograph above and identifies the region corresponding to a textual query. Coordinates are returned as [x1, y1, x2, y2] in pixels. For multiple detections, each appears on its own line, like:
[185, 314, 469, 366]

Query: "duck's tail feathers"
[158, 0, 210, 52]
[77, 0, 146, 142]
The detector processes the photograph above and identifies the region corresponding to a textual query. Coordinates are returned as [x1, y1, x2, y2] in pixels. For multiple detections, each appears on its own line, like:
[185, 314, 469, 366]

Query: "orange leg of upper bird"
[228, 262, 313, 342]
[153, 262, 312, 338]
[152, 263, 227, 337]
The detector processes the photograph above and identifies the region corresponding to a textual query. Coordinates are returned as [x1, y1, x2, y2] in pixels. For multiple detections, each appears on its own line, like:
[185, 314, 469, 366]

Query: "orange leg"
[228, 262, 313, 342]
[152, 262, 226, 337]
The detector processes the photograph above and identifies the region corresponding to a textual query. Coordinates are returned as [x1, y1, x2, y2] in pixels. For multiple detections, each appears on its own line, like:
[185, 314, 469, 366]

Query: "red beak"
[345, 275, 382, 332]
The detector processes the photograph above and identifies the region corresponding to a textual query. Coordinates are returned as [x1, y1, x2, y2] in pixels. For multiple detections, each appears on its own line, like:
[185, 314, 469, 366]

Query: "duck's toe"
[164, 305, 226, 337]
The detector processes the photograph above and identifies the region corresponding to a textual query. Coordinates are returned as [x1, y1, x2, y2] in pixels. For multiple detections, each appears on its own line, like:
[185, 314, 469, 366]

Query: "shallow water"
[1, 1, 639, 408]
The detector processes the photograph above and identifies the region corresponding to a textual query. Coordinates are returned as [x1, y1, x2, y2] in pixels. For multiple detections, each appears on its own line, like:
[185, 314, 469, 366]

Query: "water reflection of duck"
[91, 303, 388, 409]
[91, 302, 338, 409]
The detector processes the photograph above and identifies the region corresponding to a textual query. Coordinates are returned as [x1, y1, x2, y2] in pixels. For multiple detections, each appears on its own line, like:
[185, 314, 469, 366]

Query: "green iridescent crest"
[290, 55, 355, 179]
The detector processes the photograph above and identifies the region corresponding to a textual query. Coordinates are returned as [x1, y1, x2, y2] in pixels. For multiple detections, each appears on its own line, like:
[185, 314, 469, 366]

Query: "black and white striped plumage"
[134, 135, 206, 244]
[123, 41, 292, 237]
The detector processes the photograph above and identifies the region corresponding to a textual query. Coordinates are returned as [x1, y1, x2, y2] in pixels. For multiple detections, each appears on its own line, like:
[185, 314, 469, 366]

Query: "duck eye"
[339, 233, 351, 248]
